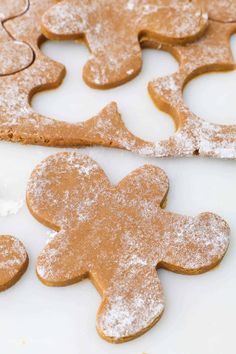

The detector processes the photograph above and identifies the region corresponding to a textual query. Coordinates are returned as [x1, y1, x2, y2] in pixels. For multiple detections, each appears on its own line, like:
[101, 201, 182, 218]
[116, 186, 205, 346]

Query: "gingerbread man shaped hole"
[0, 0, 33, 76]
[41, 0, 208, 88]
[27, 152, 229, 343]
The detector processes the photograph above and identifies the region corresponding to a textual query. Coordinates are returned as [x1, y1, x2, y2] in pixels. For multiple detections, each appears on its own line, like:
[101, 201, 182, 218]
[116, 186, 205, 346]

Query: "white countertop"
[0, 37, 235, 354]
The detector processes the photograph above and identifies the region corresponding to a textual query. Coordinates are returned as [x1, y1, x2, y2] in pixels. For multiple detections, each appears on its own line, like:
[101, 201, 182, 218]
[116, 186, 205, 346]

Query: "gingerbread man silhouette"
[27, 152, 229, 342]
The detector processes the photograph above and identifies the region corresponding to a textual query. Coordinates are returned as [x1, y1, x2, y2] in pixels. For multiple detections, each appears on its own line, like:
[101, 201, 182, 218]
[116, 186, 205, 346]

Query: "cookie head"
[206, 0, 236, 22]
[0, 0, 28, 20]
[41, 0, 208, 88]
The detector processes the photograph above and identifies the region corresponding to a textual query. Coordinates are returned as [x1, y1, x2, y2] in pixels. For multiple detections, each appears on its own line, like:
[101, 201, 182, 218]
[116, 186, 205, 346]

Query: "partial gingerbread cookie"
[0, 235, 28, 291]
[0, 0, 33, 76]
[42, 0, 208, 88]
[3, 1, 236, 158]
[145, 17, 236, 158]
[26, 152, 230, 343]
[206, 0, 236, 23]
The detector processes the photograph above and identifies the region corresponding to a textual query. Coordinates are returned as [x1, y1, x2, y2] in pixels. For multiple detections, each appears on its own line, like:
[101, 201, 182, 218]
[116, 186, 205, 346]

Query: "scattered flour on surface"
[0, 198, 23, 217]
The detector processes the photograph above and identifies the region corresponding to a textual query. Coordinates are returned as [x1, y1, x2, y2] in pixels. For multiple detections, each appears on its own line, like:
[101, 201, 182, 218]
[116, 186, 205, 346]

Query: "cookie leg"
[96, 267, 164, 343]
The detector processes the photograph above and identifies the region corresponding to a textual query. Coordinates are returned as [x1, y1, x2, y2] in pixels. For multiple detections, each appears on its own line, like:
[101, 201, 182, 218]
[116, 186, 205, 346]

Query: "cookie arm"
[96, 266, 164, 343]
[117, 164, 169, 209]
[159, 212, 230, 274]
[36, 230, 89, 286]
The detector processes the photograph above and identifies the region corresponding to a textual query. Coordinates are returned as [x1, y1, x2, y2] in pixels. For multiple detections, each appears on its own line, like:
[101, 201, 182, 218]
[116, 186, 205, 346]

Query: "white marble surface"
[0, 35, 236, 354]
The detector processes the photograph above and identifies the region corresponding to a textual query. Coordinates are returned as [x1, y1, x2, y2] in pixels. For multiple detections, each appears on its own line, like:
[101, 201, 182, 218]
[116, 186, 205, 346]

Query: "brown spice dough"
[2, 0, 236, 159]
[145, 19, 236, 158]
[126, 1, 236, 158]
[0, 0, 33, 76]
[41, 0, 208, 89]
[27, 152, 230, 343]
[0, 235, 28, 291]
[2, 0, 146, 148]
[206, 0, 236, 23]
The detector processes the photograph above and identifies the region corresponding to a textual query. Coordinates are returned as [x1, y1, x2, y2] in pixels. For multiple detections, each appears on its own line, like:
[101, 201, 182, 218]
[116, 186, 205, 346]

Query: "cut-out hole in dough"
[183, 34, 236, 126]
[32, 41, 178, 142]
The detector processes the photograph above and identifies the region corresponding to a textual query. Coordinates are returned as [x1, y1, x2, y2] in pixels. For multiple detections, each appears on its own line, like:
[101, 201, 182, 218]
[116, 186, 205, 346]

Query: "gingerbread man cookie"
[0, 235, 28, 291]
[0, 0, 33, 76]
[42, 0, 208, 88]
[26, 152, 229, 343]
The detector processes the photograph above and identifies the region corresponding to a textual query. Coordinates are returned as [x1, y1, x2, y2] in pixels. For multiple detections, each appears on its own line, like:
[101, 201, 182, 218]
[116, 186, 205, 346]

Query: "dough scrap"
[3, 1, 236, 159]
